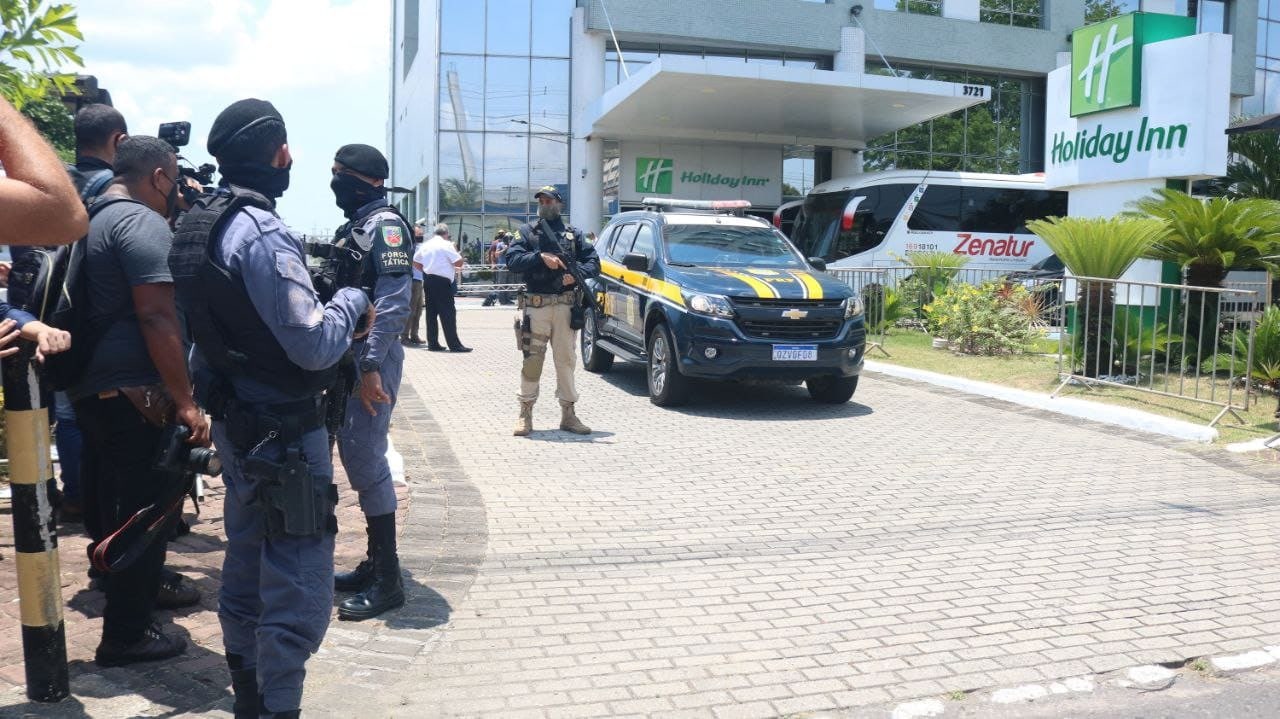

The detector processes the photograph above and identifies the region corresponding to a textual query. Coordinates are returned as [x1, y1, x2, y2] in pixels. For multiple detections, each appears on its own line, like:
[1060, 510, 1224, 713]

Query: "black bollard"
[3, 343, 69, 702]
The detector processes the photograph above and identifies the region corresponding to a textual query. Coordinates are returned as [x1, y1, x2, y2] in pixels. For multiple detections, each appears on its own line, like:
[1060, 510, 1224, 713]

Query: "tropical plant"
[1205, 305, 1280, 416]
[1130, 189, 1280, 356]
[1027, 215, 1166, 377]
[439, 177, 482, 211]
[925, 280, 1040, 356]
[897, 250, 970, 316]
[0, 2, 83, 109]
[1211, 127, 1280, 202]
[20, 91, 72, 160]
[861, 283, 910, 334]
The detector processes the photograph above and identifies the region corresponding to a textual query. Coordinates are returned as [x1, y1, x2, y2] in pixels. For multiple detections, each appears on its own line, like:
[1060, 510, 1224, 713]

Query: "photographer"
[69, 136, 209, 667]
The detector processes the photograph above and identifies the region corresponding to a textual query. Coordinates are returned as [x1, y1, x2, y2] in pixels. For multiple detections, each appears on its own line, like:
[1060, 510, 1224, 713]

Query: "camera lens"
[187, 447, 223, 477]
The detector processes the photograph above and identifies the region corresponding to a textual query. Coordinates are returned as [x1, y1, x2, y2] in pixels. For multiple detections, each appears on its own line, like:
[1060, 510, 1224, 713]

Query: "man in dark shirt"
[70, 136, 211, 667]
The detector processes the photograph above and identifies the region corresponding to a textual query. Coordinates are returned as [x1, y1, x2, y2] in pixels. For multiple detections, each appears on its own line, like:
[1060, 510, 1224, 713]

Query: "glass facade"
[873, 0, 942, 17]
[437, 0, 574, 259]
[863, 65, 1042, 174]
[1249, 1, 1280, 116]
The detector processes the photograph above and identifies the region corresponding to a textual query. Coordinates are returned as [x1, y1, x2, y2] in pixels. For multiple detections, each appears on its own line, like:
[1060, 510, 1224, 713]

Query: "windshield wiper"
[666, 261, 697, 267]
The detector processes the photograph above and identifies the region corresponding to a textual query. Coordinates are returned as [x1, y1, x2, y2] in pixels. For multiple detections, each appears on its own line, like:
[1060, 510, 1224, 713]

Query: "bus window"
[793, 183, 913, 262]
[960, 188, 1069, 234]
[906, 185, 962, 231]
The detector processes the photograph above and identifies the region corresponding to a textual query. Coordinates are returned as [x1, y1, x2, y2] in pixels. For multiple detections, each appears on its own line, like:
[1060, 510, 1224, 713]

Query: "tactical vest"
[339, 202, 410, 294]
[170, 187, 336, 400]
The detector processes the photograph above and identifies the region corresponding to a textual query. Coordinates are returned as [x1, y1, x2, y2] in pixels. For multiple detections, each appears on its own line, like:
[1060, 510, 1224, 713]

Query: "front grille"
[731, 297, 844, 309]
[737, 319, 843, 341]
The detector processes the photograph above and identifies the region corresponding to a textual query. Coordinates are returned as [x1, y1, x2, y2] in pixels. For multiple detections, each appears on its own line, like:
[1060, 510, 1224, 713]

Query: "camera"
[154, 423, 223, 477]
[158, 121, 217, 203]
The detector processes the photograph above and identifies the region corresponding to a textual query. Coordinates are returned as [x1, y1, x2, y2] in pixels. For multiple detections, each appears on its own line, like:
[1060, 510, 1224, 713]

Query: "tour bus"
[789, 170, 1069, 269]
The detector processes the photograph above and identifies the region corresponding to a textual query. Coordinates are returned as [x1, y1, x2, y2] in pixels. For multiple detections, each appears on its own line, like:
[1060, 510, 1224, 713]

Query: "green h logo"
[636, 157, 674, 194]
[1070, 12, 1196, 117]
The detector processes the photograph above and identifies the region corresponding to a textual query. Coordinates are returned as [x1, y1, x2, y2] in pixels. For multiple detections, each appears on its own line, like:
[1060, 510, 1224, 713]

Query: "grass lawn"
[873, 330, 1280, 446]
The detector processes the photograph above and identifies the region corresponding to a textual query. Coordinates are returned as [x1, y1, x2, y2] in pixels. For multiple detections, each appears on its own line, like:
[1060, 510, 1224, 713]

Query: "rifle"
[537, 219, 601, 320]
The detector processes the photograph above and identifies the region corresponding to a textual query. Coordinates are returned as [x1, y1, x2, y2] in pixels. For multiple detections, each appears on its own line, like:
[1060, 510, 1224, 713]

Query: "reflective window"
[631, 224, 657, 260]
[874, 0, 942, 16]
[531, 0, 573, 57]
[484, 133, 529, 215]
[609, 224, 639, 261]
[439, 55, 484, 131]
[530, 58, 570, 133]
[441, 0, 484, 54]
[979, 0, 1041, 27]
[487, 0, 531, 56]
[485, 57, 529, 131]
[1197, 0, 1225, 33]
[403, 0, 419, 77]
[530, 135, 569, 210]
[1086, 0, 1136, 22]
[439, 132, 484, 212]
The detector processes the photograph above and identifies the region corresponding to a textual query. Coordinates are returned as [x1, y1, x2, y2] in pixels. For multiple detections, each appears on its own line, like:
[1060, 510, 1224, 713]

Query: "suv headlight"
[687, 293, 735, 318]
[844, 296, 864, 319]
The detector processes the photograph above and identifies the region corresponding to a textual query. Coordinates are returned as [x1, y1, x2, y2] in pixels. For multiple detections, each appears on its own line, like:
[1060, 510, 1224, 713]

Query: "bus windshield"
[791, 184, 914, 263]
[663, 224, 806, 268]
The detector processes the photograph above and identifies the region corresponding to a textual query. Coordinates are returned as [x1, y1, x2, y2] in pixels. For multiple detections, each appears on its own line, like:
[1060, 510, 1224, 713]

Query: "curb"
[864, 360, 1219, 443]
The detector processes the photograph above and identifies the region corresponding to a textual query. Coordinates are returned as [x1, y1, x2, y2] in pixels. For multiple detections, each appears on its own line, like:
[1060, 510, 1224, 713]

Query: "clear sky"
[73, 0, 390, 237]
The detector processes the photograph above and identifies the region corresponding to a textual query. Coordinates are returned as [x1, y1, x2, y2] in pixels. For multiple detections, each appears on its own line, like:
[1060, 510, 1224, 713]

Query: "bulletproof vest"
[332, 202, 411, 298]
[170, 187, 336, 400]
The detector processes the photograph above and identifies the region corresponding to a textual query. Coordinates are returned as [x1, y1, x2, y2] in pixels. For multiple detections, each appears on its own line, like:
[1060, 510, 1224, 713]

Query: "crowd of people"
[0, 92, 602, 717]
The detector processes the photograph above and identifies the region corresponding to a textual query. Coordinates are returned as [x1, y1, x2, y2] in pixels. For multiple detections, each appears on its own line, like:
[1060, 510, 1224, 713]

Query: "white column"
[570, 7, 606, 234]
[943, 0, 980, 22]
[831, 27, 866, 178]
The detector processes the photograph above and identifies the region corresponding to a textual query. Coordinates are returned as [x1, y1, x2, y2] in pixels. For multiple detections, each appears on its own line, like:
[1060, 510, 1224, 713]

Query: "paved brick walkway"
[2, 307, 1279, 718]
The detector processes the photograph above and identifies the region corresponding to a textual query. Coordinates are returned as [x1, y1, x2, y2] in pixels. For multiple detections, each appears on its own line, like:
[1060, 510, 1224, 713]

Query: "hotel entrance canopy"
[583, 56, 990, 149]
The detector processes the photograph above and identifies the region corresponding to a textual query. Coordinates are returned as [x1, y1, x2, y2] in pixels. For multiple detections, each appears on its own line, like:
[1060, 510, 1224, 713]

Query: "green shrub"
[925, 281, 1040, 355]
[861, 283, 910, 333]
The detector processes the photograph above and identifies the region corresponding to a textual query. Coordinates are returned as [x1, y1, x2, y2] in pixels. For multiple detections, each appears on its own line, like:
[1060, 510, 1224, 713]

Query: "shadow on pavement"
[598, 365, 874, 421]
[382, 574, 452, 631]
[522, 430, 618, 443]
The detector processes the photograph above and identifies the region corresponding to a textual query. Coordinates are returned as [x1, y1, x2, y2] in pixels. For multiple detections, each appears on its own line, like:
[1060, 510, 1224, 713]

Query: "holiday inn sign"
[1044, 12, 1229, 189]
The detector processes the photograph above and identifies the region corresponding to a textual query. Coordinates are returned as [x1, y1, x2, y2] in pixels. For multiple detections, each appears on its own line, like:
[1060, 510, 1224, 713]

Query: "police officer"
[327, 144, 413, 621]
[171, 99, 373, 718]
[504, 186, 600, 436]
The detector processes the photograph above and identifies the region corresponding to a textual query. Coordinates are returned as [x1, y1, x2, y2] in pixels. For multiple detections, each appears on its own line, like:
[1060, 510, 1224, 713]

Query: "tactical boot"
[226, 653, 258, 719]
[513, 401, 534, 436]
[334, 524, 376, 593]
[559, 402, 591, 435]
[259, 695, 301, 718]
[338, 513, 405, 621]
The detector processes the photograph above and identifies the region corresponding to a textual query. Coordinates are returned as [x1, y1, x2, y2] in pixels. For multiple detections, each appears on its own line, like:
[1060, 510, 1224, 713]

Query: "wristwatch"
[359, 359, 380, 374]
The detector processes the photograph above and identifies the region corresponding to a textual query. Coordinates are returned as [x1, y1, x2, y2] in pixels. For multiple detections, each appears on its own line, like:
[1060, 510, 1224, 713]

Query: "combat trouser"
[338, 339, 404, 518]
[517, 294, 579, 404]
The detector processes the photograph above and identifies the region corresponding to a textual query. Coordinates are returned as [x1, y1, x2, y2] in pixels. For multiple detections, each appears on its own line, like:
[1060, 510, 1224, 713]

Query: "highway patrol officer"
[504, 186, 601, 436]
[328, 144, 413, 621]
[171, 99, 373, 718]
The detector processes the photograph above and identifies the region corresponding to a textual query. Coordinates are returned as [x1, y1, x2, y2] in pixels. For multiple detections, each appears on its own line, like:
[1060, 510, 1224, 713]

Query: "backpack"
[9, 197, 143, 391]
[66, 163, 114, 203]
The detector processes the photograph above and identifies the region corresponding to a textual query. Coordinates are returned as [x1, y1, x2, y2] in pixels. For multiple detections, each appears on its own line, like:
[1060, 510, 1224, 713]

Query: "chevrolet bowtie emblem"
[781, 309, 808, 320]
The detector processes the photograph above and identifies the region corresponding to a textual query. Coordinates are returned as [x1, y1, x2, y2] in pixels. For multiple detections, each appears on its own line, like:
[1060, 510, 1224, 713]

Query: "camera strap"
[87, 473, 195, 574]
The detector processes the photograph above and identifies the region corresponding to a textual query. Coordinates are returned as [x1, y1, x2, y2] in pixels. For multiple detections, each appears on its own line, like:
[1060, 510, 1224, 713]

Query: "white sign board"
[1044, 32, 1230, 189]
[619, 142, 782, 207]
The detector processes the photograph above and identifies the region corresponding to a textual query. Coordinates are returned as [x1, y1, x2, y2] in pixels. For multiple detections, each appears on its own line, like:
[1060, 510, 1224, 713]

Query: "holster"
[569, 288, 586, 330]
[243, 447, 338, 538]
[515, 313, 532, 357]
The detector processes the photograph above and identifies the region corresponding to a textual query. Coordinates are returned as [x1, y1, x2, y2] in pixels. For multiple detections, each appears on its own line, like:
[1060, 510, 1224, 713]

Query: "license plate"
[772, 344, 818, 361]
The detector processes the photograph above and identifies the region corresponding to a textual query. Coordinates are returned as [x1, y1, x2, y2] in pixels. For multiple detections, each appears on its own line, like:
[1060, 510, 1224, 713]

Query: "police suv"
[582, 199, 866, 406]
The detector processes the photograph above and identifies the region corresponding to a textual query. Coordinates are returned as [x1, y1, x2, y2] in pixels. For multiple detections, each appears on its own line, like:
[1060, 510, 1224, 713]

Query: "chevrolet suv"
[582, 199, 866, 406]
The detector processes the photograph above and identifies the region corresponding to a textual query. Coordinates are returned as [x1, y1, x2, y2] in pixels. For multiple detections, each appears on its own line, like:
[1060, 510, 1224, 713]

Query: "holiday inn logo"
[1070, 12, 1196, 118]
[636, 157, 674, 194]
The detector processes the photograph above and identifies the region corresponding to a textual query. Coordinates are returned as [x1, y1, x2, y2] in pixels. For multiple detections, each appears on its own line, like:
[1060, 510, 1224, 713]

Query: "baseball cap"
[534, 185, 563, 202]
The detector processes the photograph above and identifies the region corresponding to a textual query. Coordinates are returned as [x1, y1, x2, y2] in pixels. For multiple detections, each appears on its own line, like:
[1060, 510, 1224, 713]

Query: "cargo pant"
[338, 339, 403, 518]
[517, 300, 579, 404]
[216, 422, 335, 713]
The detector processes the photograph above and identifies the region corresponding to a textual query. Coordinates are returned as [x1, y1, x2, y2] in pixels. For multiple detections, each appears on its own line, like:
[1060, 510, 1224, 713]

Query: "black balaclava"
[207, 99, 291, 200]
[330, 172, 387, 218]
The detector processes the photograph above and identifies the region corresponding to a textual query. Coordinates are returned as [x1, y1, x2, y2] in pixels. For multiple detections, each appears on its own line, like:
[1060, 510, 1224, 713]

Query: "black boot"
[338, 513, 404, 621]
[227, 653, 258, 719]
[334, 523, 376, 593]
[259, 694, 300, 718]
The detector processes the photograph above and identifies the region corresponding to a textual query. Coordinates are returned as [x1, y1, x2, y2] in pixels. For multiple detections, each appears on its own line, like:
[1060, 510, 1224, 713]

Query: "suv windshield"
[663, 224, 805, 268]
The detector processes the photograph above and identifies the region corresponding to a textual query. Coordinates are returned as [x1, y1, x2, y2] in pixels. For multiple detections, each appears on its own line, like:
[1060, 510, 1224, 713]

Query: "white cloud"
[71, 0, 390, 233]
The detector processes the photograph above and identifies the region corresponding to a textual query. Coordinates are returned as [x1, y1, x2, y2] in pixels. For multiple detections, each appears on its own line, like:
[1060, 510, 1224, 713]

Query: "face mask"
[218, 160, 292, 200]
[537, 203, 561, 222]
[159, 172, 179, 218]
[331, 172, 386, 217]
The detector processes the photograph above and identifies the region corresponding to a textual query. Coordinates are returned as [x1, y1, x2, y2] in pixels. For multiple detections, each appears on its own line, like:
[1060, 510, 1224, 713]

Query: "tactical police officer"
[171, 99, 373, 719]
[327, 144, 413, 621]
[504, 186, 600, 436]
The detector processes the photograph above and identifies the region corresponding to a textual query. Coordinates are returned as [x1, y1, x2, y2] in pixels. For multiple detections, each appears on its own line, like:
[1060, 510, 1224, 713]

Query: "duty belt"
[222, 395, 327, 453]
[520, 291, 576, 308]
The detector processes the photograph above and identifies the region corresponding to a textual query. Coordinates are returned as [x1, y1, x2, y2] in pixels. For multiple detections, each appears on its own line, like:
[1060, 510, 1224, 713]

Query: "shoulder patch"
[384, 224, 404, 248]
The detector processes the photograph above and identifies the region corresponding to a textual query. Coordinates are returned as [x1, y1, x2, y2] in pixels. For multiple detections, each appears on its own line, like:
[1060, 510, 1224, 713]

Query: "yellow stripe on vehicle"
[789, 271, 824, 300]
[599, 260, 686, 306]
[713, 269, 779, 299]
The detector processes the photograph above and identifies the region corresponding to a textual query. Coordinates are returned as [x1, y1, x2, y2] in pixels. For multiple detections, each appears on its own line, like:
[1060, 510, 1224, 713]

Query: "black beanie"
[208, 99, 285, 158]
[334, 144, 389, 180]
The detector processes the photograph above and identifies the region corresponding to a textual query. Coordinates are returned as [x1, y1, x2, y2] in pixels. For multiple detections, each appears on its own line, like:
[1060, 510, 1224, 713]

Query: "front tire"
[647, 323, 691, 407]
[807, 375, 858, 404]
[581, 310, 614, 373]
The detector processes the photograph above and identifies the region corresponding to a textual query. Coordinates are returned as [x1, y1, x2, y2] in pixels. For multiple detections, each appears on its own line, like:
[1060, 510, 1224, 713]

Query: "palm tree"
[1130, 189, 1280, 356]
[1212, 129, 1280, 202]
[1027, 216, 1166, 377]
[439, 177, 482, 211]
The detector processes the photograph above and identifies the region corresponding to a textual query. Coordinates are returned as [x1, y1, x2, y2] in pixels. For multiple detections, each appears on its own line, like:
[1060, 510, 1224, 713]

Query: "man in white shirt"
[414, 223, 470, 352]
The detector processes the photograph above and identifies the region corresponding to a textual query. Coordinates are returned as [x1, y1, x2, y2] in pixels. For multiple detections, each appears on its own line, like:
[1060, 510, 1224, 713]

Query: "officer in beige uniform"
[503, 187, 600, 436]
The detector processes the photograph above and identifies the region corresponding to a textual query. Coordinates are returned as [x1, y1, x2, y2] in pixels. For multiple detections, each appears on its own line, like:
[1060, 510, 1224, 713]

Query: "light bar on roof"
[641, 198, 753, 211]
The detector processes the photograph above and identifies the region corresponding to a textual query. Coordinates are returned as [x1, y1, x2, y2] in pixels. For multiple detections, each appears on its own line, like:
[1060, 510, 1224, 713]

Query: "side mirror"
[622, 252, 651, 273]
[808, 257, 828, 272]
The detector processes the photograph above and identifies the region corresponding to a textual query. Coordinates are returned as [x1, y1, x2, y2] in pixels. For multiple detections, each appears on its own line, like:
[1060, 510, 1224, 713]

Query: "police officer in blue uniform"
[326, 144, 413, 621]
[170, 99, 373, 719]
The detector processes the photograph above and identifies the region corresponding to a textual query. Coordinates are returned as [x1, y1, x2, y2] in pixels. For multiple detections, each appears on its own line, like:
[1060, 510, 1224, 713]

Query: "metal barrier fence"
[830, 266, 1271, 427]
[456, 264, 523, 297]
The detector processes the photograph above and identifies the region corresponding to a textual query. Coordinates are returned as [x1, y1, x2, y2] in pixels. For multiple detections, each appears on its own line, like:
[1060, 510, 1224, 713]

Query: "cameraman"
[69, 136, 209, 667]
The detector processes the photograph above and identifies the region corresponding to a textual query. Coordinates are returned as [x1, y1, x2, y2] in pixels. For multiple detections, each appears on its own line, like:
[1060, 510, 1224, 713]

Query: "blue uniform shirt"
[345, 199, 411, 369]
[192, 205, 369, 405]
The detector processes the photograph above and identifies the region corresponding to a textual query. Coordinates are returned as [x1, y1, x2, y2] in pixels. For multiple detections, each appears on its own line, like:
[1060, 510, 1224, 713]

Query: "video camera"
[158, 121, 217, 203]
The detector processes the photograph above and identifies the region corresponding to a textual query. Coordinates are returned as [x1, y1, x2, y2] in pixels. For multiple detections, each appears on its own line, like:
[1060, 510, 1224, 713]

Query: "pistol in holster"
[243, 447, 338, 538]
[515, 312, 533, 357]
